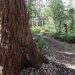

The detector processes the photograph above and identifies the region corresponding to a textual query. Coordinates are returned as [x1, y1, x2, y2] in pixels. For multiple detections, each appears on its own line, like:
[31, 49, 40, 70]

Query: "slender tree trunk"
[58, 21, 62, 34]
[1, 0, 48, 75]
[70, 15, 74, 30]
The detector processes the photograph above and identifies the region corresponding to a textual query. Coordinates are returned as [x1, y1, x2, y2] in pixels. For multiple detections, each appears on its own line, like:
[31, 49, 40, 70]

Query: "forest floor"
[42, 36, 75, 69]
[20, 36, 75, 75]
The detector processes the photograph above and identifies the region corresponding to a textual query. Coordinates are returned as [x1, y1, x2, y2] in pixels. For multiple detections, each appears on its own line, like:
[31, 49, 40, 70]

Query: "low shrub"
[53, 29, 75, 43]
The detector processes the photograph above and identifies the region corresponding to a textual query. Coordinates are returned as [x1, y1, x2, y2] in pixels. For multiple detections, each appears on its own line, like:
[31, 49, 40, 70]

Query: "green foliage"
[27, 0, 75, 43]
[31, 25, 56, 36]
[53, 29, 75, 43]
[50, 0, 65, 33]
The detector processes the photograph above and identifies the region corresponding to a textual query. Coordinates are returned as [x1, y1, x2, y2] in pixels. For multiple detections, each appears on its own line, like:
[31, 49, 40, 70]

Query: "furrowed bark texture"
[1, 0, 48, 75]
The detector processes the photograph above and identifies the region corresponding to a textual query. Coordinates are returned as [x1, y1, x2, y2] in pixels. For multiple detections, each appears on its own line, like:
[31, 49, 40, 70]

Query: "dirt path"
[42, 36, 75, 69]
[20, 63, 75, 75]
[42, 36, 71, 51]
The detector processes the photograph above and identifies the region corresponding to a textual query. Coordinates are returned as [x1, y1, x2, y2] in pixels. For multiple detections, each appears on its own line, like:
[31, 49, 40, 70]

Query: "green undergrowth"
[53, 29, 75, 43]
[31, 26, 75, 43]
[31, 26, 55, 37]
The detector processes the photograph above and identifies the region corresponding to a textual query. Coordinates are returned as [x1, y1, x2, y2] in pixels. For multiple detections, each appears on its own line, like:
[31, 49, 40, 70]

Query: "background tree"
[50, 0, 65, 34]
[69, 8, 75, 30]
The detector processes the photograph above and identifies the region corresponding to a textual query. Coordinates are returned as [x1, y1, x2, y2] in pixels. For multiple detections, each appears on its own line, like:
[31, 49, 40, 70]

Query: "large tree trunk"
[1, 0, 48, 75]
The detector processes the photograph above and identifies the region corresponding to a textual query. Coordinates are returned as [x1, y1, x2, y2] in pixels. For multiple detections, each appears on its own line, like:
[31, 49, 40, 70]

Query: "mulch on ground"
[20, 62, 75, 75]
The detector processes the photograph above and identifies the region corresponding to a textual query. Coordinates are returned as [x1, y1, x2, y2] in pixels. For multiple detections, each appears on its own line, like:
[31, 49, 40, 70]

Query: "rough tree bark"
[0, 0, 48, 75]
